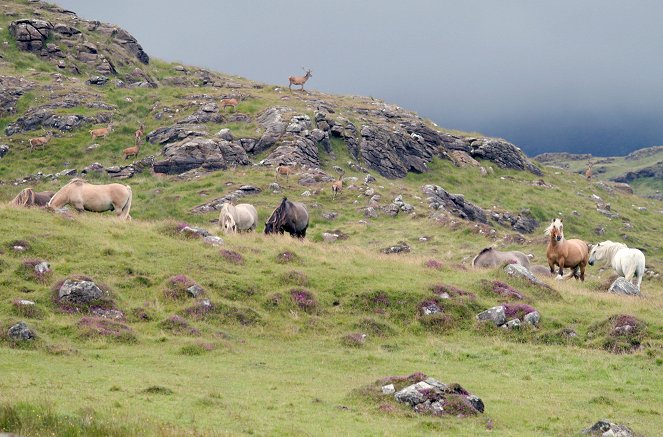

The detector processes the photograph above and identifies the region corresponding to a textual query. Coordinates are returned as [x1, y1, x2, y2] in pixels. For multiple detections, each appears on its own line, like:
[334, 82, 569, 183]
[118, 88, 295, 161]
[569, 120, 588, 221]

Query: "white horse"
[218, 202, 258, 233]
[589, 240, 646, 290]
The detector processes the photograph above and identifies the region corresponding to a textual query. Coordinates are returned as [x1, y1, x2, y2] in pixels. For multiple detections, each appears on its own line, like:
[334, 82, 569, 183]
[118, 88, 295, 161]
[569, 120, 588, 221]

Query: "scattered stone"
[0, 144, 8, 158]
[504, 264, 550, 288]
[179, 225, 210, 238]
[423, 184, 487, 223]
[202, 235, 223, 246]
[503, 318, 521, 329]
[58, 279, 104, 305]
[7, 321, 35, 341]
[583, 420, 636, 437]
[268, 182, 281, 192]
[476, 305, 506, 326]
[186, 284, 205, 298]
[608, 277, 640, 296]
[322, 232, 338, 242]
[381, 241, 410, 254]
[382, 384, 395, 395]
[86, 75, 108, 86]
[523, 311, 541, 326]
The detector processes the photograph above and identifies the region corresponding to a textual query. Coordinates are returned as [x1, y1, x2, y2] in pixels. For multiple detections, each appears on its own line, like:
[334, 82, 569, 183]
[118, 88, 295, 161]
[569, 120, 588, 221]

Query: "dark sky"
[55, 0, 663, 156]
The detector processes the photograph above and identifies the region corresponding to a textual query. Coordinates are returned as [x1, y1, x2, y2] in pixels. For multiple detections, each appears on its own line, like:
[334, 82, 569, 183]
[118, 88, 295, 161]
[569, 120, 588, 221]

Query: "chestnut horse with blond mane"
[47, 178, 132, 220]
[544, 218, 589, 280]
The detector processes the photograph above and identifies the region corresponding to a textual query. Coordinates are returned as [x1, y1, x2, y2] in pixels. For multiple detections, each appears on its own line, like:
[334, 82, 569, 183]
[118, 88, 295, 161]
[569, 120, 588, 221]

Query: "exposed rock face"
[359, 124, 437, 178]
[191, 185, 261, 214]
[254, 107, 289, 153]
[491, 209, 538, 233]
[583, 419, 636, 437]
[613, 161, 663, 184]
[9, 19, 53, 52]
[154, 138, 245, 174]
[469, 138, 543, 175]
[263, 136, 319, 168]
[5, 108, 112, 136]
[146, 125, 208, 145]
[423, 184, 487, 223]
[1, 76, 34, 115]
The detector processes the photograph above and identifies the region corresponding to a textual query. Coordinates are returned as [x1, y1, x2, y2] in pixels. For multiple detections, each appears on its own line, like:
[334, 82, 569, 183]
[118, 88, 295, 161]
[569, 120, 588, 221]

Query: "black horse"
[264, 197, 309, 238]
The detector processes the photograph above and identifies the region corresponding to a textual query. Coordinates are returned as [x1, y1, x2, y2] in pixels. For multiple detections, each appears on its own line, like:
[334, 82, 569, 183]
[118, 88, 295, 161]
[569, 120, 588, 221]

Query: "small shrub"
[432, 284, 476, 300]
[180, 342, 214, 356]
[159, 315, 199, 336]
[587, 314, 647, 353]
[12, 300, 44, 319]
[276, 251, 299, 264]
[182, 299, 215, 320]
[265, 292, 283, 308]
[424, 259, 444, 270]
[441, 394, 480, 416]
[129, 306, 154, 322]
[419, 313, 454, 332]
[354, 318, 396, 337]
[482, 280, 525, 300]
[18, 259, 52, 284]
[502, 303, 537, 320]
[6, 240, 30, 253]
[220, 249, 244, 265]
[279, 270, 309, 286]
[291, 289, 317, 312]
[141, 386, 173, 395]
[77, 317, 136, 343]
[163, 275, 202, 300]
[416, 298, 443, 317]
[341, 332, 367, 347]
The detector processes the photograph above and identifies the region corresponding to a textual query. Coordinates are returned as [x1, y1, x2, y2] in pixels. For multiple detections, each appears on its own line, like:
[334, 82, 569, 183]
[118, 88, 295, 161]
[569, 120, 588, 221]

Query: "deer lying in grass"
[134, 122, 145, 144]
[220, 96, 240, 112]
[90, 123, 113, 140]
[288, 68, 312, 92]
[331, 169, 344, 199]
[276, 164, 295, 182]
[122, 142, 140, 160]
[29, 131, 53, 152]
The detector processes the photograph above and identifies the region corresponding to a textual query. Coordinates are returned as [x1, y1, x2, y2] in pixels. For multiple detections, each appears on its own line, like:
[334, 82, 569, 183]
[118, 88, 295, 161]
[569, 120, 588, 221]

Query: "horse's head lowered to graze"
[265, 197, 309, 238]
[544, 218, 564, 242]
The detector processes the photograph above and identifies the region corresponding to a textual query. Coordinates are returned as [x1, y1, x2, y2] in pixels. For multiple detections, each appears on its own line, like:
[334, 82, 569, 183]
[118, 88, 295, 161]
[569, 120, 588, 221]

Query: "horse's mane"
[471, 247, 494, 267]
[67, 178, 86, 186]
[267, 197, 289, 228]
[594, 241, 627, 262]
[543, 219, 563, 236]
[11, 188, 35, 207]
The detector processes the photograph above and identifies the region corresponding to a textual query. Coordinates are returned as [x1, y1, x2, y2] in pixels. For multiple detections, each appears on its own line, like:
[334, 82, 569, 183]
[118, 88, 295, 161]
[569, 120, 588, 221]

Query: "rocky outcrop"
[423, 184, 487, 223]
[490, 209, 538, 233]
[254, 107, 289, 153]
[5, 108, 112, 136]
[469, 138, 543, 175]
[263, 136, 320, 168]
[146, 125, 208, 145]
[583, 420, 636, 436]
[0, 76, 34, 115]
[9, 19, 53, 52]
[612, 161, 663, 183]
[153, 138, 248, 175]
[191, 185, 261, 214]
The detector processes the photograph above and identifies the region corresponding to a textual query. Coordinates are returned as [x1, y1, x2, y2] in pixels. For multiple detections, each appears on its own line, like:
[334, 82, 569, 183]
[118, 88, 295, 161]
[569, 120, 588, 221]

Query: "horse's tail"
[120, 185, 133, 220]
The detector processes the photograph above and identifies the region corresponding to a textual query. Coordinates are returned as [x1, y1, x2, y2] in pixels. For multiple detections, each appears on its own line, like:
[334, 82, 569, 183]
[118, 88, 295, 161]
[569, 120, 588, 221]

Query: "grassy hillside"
[1, 1, 663, 436]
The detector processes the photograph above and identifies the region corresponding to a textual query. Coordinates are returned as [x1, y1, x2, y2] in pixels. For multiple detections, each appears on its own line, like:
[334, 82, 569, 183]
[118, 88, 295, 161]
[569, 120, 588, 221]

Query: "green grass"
[1, 1, 662, 434]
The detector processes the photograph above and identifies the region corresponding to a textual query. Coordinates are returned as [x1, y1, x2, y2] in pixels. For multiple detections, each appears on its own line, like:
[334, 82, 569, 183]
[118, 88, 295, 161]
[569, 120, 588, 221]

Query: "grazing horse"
[264, 197, 309, 238]
[47, 178, 132, 220]
[589, 240, 646, 290]
[218, 202, 258, 234]
[471, 247, 530, 269]
[544, 218, 588, 280]
[10, 188, 55, 207]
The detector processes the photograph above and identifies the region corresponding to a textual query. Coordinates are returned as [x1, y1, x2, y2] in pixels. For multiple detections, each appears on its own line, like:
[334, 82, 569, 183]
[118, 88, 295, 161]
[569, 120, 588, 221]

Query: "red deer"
[29, 131, 53, 152]
[288, 68, 312, 92]
[122, 142, 141, 160]
[585, 161, 593, 180]
[220, 97, 240, 112]
[331, 169, 344, 199]
[276, 164, 295, 182]
[134, 122, 145, 144]
[90, 123, 113, 140]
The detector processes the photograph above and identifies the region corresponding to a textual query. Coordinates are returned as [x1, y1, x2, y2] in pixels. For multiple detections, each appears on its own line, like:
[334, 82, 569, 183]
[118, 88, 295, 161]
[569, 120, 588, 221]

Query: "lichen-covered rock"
[504, 264, 550, 289]
[8, 321, 35, 341]
[9, 19, 53, 52]
[146, 125, 208, 145]
[608, 277, 640, 296]
[476, 305, 506, 326]
[58, 279, 104, 305]
[583, 419, 636, 437]
[469, 137, 543, 175]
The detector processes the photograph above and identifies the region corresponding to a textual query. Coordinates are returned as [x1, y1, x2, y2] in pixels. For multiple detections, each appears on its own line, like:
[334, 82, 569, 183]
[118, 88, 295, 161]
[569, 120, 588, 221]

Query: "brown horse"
[10, 188, 55, 207]
[47, 178, 132, 220]
[544, 218, 588, 280]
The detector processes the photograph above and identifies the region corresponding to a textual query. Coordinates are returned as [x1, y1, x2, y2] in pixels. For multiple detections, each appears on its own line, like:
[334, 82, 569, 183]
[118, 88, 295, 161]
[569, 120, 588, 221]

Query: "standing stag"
[29, 131, 53, 152]
[288, 68, 312, 92]
[585, 161, 593, 180]
[331, 169, 344, 199]
[134, 122, 145, 144]
[90, 123, 113, 140]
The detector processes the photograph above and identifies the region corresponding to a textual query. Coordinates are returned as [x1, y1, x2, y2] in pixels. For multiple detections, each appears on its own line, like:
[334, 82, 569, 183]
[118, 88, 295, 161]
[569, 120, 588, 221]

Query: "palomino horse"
[265, 197, 309, 238]
[218, 202, 258, 233]
[589, 240, 646, 290]
[10, 188, 55, 207]
[544, 218, 588, 280]
[47, 178, 132, 220]
[471, 247, 530, 269]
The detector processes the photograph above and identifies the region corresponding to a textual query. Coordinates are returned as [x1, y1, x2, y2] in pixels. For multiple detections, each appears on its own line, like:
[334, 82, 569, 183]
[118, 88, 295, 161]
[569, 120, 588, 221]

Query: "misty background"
[55, 0, 663, 156]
